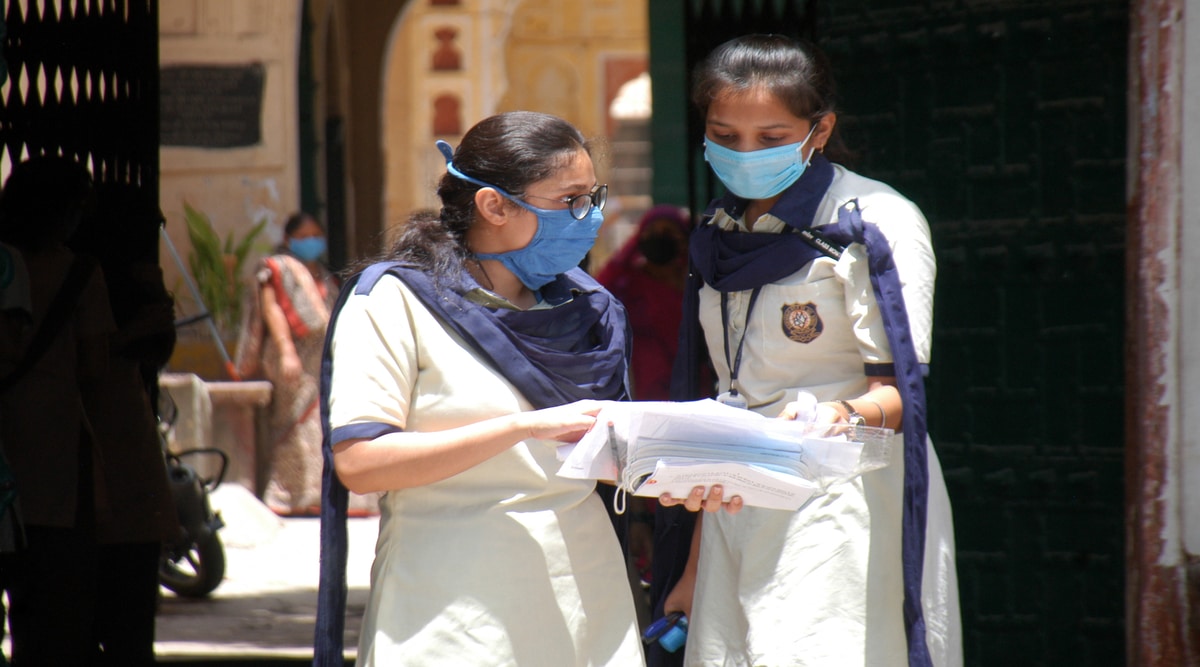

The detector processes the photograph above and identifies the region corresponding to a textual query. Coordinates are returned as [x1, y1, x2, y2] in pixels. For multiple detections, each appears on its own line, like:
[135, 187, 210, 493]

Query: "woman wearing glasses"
[313, 111, 644, 666]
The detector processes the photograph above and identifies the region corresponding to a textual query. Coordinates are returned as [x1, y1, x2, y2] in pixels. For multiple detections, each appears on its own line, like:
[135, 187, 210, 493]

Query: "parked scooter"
[157, 388, 228, 598]
[154, 224, 237, 597]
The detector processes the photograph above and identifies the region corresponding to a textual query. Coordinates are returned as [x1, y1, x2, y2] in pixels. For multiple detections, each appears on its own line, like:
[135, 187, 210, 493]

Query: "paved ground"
[154, 484, 378, 663]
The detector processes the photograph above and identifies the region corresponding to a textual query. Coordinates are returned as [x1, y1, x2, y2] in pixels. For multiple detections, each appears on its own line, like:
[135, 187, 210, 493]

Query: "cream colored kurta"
[685, 165, 962, 667]
[326, 275, 645, 667]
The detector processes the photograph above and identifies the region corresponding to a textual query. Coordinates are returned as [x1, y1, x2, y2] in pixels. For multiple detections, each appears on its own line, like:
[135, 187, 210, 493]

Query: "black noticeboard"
[160, 64, 265, 148]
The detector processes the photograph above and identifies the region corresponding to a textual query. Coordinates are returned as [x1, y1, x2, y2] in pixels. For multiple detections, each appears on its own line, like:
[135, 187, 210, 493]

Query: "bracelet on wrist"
[864, 398, 886, 428]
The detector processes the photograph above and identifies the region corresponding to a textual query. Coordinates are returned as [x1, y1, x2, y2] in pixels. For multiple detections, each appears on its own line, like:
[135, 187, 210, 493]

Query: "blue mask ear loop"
[797, 123, 818, 167]
[438, 139, 502, 192]
[437, 139, 544, 215]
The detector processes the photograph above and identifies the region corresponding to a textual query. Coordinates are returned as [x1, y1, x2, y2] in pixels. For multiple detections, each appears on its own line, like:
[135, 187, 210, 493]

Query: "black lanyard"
[719, 286, 763, 399]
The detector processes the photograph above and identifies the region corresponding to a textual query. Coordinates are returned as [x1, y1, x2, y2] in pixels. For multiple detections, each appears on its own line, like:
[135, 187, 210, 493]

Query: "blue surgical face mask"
[436, 139, 603, 291]
[288, 236, 327, 262]
[703, 125, 817, 200]
[475, 200, 603, 290]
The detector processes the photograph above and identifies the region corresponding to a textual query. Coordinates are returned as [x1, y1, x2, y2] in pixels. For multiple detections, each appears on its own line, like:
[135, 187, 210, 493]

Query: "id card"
[716, 390, 748, 410]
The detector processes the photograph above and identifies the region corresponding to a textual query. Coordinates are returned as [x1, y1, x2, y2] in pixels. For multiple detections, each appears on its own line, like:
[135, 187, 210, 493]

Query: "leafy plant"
[182, 201, 268, 336]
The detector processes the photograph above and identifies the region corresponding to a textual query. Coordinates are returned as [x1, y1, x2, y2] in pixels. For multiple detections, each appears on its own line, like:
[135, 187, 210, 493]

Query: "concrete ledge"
[206, 381, 272, 407]
[160, 372, 212, 454]
[160, 373, 273, 495]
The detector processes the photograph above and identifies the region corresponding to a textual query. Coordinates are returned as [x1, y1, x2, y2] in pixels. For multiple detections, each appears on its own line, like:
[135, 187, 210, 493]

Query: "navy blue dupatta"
[822, 204, 933, 667]
[665, 152, 933, 667]
[313, 262, 630, 666]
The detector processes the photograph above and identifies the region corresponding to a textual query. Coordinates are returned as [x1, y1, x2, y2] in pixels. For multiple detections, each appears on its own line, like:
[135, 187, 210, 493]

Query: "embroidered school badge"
[781, 302, 823, 343]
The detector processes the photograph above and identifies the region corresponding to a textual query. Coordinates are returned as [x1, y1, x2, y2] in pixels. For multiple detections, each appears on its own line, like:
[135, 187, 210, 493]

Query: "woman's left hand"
[280, 350, 303, 383]
[809, 402, 845, 424]
[659, 485, 743, 514]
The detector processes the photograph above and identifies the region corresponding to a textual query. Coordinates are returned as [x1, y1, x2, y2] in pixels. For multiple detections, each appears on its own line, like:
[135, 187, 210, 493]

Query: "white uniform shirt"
[326, 274, 645, 666]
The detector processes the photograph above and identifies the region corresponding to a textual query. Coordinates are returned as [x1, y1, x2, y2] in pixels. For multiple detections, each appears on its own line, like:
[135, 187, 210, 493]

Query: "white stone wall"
[158, 0, 303, 328]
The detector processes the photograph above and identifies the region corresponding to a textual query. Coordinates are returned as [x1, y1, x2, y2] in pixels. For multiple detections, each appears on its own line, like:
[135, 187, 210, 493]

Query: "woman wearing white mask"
[650, 34, 962, 667]
[313, 111, 645, 666]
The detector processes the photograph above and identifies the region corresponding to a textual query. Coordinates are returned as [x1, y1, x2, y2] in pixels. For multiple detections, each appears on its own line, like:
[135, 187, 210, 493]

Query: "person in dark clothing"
[0, 155, 114, 666]
[71, 182, 180, 666]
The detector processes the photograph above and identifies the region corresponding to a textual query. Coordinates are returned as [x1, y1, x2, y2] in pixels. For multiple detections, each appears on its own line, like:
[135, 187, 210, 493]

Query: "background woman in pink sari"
[237, 212, 358, 515]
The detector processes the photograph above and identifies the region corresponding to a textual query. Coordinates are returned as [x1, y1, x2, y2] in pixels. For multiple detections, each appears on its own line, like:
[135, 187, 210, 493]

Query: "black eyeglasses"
[521, 184, 608, 220]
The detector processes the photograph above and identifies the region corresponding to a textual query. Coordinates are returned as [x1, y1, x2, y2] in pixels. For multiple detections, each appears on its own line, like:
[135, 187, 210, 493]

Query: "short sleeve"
[834, 192, 936, 367]
[326, 276, 419, 438]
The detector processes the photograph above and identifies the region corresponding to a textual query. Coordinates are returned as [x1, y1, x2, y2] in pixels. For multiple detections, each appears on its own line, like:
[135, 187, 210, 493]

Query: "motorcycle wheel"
[160, 532, 226, 598]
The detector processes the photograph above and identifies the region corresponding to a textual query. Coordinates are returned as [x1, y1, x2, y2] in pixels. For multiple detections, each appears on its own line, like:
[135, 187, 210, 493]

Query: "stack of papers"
[558, 399, 894, 511]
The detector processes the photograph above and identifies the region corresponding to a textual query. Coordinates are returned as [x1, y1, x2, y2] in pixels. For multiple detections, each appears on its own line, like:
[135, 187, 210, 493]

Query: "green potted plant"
[182, 201, 268, 338]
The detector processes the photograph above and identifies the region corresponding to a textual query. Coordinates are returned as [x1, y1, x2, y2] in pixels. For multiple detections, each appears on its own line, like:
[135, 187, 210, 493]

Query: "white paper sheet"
[556, 399, 894, 510]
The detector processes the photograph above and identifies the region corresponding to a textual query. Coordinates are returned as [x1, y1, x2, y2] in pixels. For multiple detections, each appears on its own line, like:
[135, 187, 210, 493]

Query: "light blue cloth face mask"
[288, 236, 327, 261]
[703, 125, 817, 200]
[437, 140, 604, 291]
[473, 201, 603, 290]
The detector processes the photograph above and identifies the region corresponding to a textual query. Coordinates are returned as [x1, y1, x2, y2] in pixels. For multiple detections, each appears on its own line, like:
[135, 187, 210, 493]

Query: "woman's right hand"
[659, 485, 744, 514]
[523, 399, 603, 442]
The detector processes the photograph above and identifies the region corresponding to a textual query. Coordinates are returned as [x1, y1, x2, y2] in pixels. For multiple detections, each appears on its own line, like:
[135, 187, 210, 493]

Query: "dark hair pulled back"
[692, 34, 850, 163]
[284, 211, 321, 238]
[380, 111, 591, 282]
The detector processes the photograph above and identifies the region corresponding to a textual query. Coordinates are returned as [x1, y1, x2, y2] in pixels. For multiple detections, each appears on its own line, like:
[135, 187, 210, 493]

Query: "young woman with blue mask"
[649, 35, 962, 667]
[313, 111, 645, 666]
[439, 139, 607, 293]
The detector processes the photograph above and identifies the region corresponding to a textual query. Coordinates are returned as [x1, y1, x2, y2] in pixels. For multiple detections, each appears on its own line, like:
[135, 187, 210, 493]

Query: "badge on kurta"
[781, 302, 823, 343]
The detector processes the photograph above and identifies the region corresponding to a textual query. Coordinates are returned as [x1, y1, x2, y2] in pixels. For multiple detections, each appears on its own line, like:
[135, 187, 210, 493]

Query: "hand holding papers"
[558, 399, 893, 512]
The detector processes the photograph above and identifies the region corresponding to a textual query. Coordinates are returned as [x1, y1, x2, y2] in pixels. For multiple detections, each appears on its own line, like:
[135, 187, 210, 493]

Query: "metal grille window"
[0, 0, 159, 195]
